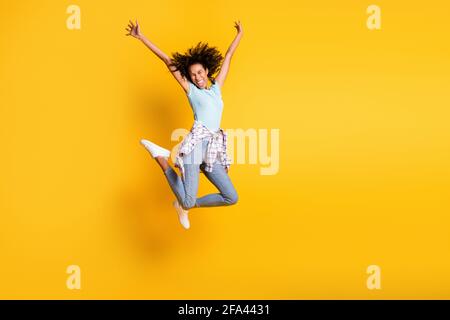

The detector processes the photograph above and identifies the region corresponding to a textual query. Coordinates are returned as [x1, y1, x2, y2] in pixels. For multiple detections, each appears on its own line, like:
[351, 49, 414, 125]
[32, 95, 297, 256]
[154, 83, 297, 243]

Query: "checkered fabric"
[175, 120, 231, 180]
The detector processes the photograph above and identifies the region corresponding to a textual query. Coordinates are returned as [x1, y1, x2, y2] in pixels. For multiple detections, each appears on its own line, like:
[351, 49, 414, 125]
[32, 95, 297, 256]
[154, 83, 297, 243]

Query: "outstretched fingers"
[125, 19, 138, 37]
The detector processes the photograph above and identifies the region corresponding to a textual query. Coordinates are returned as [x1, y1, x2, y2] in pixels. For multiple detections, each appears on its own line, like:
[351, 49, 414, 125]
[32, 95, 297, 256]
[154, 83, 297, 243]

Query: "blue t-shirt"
[186, 80, 223, 132]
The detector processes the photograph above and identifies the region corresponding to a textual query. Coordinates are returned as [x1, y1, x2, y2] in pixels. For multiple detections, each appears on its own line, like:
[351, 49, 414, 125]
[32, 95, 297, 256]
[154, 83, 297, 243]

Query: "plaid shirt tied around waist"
[175, 120, 231, 180]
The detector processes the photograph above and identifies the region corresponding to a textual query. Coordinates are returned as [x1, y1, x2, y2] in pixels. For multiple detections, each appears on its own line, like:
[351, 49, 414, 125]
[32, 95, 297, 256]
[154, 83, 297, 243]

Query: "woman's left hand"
[234, 20, 243, 34]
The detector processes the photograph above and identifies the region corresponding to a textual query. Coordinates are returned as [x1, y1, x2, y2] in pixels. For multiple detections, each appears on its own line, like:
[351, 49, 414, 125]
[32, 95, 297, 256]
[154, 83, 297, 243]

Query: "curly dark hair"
[168, 41, 223, 84]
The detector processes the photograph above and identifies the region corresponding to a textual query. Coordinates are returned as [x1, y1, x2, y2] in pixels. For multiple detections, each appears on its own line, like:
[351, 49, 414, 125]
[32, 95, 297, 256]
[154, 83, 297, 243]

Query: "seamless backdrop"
[1, 0, 449, 299]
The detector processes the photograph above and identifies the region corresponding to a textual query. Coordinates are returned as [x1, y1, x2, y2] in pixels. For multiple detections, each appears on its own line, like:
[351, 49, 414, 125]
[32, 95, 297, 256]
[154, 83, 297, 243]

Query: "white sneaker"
[173, 199, 190, 229]
[140, 139, 171, 158]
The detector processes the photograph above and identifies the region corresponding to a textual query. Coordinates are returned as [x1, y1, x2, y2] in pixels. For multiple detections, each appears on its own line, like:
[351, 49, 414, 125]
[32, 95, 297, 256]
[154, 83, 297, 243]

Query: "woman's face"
[189, 63, 209, 89]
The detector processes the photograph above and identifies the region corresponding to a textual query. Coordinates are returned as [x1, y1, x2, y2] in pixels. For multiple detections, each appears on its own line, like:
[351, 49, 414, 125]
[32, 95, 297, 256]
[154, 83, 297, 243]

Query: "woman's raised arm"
[215, 20, 244, 88]
[125, 20, 171, 63]
[126, 20, 189, 93]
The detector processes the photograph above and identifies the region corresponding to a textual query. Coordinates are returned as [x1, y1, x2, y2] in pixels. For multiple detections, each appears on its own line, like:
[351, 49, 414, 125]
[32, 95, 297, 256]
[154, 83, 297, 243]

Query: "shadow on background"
[115, 86, 210, 263]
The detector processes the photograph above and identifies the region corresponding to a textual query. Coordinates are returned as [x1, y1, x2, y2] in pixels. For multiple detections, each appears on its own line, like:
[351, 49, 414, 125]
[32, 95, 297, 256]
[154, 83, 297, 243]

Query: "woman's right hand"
[125, 20, 142, 40]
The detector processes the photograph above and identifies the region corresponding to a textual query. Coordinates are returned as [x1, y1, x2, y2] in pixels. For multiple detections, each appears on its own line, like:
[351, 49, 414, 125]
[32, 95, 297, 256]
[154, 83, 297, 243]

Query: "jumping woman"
[125, 19, 243, 229]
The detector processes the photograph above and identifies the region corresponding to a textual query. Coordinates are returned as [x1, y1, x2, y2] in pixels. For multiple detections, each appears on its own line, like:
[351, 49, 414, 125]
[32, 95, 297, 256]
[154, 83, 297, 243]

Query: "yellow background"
[1, 0, 449, 299]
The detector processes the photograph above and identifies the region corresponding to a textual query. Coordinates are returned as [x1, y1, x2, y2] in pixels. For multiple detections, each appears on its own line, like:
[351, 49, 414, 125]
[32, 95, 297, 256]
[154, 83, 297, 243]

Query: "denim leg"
[196, 161, 239, 207]
[163, 143, 203, 210]
[163, 139, 238, 209]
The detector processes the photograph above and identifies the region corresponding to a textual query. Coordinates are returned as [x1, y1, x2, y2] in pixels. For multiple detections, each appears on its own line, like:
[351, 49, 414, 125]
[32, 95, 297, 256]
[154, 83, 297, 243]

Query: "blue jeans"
[163, 139, 238, 210]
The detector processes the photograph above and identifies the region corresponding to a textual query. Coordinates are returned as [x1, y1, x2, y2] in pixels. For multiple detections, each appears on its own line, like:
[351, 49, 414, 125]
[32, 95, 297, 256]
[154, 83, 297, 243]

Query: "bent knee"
[225, 192, 239, 205]
[180, 197, 196, 210]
